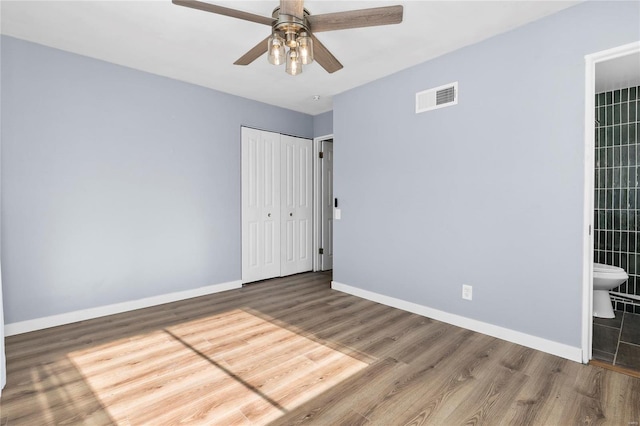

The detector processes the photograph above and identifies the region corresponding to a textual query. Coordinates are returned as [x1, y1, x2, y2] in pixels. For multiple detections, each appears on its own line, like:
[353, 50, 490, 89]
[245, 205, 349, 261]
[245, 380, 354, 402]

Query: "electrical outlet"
[462, 284, 472, 301]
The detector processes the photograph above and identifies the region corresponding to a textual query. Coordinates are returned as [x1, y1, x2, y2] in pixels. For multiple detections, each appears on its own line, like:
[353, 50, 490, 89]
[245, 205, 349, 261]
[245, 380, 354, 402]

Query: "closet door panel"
[281, 135, 313, 276]
[242, 128, 281, 283]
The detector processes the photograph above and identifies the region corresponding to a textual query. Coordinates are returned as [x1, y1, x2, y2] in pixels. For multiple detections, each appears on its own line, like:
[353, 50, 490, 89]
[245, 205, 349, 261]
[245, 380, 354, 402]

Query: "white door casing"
[321, 140, 334, 271]
[582, 41, 640, 363]
[242, 128, 281, 283]
[281, 135, 313, 276]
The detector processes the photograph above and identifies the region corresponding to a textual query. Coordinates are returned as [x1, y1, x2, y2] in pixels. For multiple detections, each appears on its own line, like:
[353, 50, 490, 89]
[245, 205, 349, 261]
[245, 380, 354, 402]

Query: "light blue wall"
[1, 36, 313, 324]
[313, 111, 333, 137]
[333, 1, 640, 348]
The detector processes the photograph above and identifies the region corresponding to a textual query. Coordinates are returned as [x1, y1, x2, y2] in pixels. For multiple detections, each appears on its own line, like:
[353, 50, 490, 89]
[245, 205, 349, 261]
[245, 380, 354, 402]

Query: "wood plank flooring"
[2, 272, 639, 425]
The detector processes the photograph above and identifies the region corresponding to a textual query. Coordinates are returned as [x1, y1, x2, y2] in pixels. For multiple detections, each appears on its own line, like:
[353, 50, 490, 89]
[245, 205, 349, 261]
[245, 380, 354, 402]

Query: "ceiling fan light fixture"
[267, 33, 285, 65]
[286, 48, 302, 76]
[297, 32, 313, 65]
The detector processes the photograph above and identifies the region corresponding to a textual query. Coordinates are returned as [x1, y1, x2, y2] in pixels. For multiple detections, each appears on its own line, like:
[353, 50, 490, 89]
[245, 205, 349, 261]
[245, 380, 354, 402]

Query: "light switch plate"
[334, 208, 341, 220]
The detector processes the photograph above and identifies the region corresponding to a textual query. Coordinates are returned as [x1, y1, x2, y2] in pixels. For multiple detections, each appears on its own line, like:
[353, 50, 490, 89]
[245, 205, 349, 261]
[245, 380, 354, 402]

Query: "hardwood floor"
[2, 272, 639, 425]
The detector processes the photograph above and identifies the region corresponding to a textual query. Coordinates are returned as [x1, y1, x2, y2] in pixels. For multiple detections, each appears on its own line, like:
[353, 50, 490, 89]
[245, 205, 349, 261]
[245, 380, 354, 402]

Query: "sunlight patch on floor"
[67, 308, 369, 424]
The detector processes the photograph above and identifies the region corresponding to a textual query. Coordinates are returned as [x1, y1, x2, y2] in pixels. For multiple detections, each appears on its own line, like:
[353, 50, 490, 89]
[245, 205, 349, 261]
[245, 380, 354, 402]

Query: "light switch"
[334, 208, 341, 220]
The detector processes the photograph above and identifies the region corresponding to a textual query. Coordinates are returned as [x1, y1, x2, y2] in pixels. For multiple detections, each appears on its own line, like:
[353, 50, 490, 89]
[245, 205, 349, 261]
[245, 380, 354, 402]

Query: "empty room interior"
[1, 0, 640, 424]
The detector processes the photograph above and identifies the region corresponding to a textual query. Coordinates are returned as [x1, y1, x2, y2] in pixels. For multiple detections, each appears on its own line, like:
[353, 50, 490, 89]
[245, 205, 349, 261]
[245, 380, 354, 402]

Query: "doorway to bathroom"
[584, 41, 640, 375]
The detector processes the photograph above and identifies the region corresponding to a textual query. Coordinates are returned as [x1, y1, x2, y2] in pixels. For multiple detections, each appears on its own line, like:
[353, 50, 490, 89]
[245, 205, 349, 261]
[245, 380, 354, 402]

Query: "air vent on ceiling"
[416, 81, 458, 114]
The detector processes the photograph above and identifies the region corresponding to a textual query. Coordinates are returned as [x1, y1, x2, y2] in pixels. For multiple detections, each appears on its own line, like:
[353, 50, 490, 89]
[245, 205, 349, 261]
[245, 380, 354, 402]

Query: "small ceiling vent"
[416, 81, 458, 113]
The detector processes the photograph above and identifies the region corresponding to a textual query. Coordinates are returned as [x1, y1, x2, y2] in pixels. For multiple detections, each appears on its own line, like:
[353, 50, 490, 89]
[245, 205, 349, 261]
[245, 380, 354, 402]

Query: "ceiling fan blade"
[308, 5, 403, 33]
[234, 36, 270, 66]
[311, 35, 343, 74]
[172, 0, 275, 26]
[279, 0, 304, 19]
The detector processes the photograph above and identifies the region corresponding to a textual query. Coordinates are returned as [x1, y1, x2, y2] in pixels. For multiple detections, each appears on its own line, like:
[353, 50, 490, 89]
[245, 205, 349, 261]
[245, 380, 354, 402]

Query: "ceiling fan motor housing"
[272, 7, 311, 45]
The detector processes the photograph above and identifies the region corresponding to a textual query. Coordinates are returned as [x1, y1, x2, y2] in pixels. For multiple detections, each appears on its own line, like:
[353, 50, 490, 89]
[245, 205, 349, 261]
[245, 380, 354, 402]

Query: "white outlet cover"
[462, 285, 472, 300]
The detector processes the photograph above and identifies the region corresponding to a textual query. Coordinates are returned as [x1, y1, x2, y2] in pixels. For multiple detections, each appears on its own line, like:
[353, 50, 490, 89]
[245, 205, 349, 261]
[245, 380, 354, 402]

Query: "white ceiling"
[596, 52, 640, 93]
[1, 0, 581, 115]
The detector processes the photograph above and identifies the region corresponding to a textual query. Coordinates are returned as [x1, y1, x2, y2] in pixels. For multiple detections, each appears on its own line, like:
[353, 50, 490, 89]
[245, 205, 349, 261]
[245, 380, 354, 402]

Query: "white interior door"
[281, 135, 313, 276]
[321, 140, 333, 271]
[242, 128, 281, 283]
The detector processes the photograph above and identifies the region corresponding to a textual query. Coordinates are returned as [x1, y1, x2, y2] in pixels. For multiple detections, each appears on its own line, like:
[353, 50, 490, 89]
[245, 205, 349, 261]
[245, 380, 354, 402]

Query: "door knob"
[289, 212, 293, 217]
[268, 213, 271, 217]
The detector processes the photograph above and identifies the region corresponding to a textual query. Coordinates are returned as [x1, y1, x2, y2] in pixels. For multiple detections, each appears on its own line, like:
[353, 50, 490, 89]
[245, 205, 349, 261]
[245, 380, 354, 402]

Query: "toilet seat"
[594, 263, 625, 274]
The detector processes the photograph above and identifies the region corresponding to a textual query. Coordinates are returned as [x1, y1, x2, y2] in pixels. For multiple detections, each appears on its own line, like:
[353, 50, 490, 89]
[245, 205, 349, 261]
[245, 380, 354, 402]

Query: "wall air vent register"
[416, 82, 458, 113]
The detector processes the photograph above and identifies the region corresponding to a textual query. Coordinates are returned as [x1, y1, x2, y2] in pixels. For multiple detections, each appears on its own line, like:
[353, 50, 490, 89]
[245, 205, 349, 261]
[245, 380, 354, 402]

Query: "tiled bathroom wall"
[594, 85, 640, 314]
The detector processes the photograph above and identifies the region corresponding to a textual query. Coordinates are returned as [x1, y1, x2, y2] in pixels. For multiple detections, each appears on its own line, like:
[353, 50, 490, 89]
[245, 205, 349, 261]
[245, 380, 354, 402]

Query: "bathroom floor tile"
[592, 324, 620, 354]
[592, 349, 615, 363]
[620, 312, 640, 345]
[615, 342, 640, 370]
[594, 311, 623, 329]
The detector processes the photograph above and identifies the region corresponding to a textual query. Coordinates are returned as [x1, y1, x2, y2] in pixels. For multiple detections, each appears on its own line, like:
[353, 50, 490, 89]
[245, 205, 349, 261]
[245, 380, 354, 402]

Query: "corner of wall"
[313, 110, 333, 138]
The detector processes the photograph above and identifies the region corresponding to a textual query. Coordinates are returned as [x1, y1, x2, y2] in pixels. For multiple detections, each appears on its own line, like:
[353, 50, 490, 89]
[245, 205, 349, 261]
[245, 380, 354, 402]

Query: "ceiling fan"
[172, 0, 404, 76]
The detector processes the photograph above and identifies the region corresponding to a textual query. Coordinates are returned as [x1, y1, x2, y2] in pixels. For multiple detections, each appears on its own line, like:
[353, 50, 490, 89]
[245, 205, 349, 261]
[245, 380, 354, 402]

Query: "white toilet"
[593, 263, 628, 318]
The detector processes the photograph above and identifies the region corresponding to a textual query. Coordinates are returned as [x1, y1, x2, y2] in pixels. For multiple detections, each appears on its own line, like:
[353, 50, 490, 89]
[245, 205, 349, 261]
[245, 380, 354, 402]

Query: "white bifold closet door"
[242, 128, 281, 283]
[241, 128, 312, 283]
[280, 135, 313, 276]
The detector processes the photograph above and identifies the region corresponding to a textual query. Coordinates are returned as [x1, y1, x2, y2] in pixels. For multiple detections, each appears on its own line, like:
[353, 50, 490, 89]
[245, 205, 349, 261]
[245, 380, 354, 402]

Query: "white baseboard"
[5, 280, 242, 336]
[331, 281, 583, 363]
